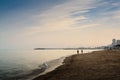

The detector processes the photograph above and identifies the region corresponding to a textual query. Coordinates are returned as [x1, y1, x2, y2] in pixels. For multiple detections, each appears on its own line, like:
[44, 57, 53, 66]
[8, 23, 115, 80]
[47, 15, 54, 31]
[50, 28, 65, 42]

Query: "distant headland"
[34, 47, 104, 50]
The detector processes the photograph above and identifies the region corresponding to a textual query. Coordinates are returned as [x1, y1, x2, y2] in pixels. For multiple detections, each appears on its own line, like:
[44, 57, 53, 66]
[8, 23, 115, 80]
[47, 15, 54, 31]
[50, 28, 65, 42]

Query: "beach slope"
[33, 50, 120, 80]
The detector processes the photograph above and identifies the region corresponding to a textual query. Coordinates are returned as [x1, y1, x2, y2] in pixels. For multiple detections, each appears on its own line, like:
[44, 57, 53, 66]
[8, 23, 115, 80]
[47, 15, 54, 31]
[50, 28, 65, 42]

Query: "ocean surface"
[0, 49, 101, 80]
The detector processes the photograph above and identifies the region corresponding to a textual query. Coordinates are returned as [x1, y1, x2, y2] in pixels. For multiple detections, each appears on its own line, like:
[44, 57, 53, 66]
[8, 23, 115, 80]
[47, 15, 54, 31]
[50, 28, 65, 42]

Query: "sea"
[0, 49, 101, 80]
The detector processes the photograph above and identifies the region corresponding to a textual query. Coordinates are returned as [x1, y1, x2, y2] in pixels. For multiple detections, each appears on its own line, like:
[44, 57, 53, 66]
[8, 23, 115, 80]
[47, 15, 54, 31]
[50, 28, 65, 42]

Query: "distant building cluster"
[112, 39, 120, 46]
[104, 39, 120, 50]
[111, 39, 120, 49]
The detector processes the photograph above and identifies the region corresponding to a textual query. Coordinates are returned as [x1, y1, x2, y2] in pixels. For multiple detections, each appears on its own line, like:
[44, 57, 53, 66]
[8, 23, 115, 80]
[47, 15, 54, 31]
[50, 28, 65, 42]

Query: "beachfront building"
[111, 39, 120, 49]
[117, 40, 120, 45]
[111, 39, 120, 46]
[112, 39, 116, 46]
[105, 39, 120, 50]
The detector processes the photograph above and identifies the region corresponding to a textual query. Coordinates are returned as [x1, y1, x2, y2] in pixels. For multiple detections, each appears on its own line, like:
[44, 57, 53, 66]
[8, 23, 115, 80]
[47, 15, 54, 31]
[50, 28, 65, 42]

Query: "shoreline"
[31, 56, 66, 79]
[33, 50, 120, 80]
[32, 50, 88, 79]
[32, 49, 101, 80]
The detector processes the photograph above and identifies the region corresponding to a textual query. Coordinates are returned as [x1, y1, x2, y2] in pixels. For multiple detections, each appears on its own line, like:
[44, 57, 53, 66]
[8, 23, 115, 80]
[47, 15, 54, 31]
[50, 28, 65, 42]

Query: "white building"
[112, 39, 120, 46]
[117, 40, 120, 45]
[112, 39, 116, 46]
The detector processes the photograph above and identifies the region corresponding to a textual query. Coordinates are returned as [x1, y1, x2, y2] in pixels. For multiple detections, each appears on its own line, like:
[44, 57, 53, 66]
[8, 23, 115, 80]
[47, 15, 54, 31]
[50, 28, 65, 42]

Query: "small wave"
[7, 63, 48, 80]
[35, 57, 65, 77]
[2, 57, 65, 80]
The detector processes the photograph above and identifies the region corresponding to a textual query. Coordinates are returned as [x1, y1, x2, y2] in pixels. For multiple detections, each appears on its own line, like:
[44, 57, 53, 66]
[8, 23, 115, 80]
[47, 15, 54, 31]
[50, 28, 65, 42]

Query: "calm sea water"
[0, 49, 100, 80]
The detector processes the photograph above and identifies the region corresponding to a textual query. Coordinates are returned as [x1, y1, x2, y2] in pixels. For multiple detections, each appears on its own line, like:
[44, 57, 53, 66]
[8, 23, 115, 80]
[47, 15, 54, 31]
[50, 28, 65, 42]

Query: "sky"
[0, 0, 120, 49]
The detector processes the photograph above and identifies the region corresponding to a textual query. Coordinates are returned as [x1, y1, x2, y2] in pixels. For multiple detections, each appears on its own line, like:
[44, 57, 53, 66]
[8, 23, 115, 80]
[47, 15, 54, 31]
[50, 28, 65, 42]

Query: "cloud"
[78, 24, 99, 29]
[2, 0, 120, 49]
[112, 11, 120, 19]
[23, 0, 98, 35]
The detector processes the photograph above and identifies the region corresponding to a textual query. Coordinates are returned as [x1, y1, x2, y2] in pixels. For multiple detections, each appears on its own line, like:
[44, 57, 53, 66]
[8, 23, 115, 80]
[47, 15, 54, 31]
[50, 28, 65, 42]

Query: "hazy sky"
[0, 0, 120, 49]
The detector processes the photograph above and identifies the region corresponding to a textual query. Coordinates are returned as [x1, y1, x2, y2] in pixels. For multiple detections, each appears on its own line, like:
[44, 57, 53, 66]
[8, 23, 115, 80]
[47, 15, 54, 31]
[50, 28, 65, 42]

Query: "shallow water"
[0, 49, 100, 80]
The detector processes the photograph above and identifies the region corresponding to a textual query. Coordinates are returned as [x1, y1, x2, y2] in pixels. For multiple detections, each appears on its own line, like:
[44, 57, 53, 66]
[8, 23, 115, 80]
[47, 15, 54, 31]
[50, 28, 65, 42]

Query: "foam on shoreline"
[31, 56, 66, 79]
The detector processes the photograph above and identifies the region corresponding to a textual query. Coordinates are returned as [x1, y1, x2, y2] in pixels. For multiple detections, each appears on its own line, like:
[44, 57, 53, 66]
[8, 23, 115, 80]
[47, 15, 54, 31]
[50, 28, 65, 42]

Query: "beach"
[33, 50, 120, 80]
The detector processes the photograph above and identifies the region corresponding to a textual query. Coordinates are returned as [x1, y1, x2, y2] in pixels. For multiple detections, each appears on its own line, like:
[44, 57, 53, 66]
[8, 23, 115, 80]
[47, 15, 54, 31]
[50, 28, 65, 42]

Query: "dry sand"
[33, 50, 120, 80]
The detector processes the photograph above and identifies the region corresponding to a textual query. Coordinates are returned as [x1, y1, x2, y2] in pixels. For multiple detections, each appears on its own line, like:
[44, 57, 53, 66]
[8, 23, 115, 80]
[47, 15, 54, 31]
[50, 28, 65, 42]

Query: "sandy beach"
[33, 50, 120, 80]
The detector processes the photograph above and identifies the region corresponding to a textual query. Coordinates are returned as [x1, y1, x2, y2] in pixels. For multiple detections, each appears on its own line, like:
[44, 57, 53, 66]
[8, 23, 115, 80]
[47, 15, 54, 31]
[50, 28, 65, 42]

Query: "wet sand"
[33, 50, 120, 80]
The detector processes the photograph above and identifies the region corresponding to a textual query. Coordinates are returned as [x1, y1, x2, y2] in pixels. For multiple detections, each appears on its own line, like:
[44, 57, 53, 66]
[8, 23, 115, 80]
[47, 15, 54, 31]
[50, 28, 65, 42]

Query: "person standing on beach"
[81, 49, 83, 54]
[77, 49, 79, 54]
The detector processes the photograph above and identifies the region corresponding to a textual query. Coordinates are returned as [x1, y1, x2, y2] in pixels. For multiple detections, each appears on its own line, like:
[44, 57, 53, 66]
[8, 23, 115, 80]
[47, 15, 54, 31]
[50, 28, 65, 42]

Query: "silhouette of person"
[77, 49, 79, 54]
[81, 49, 83, 54]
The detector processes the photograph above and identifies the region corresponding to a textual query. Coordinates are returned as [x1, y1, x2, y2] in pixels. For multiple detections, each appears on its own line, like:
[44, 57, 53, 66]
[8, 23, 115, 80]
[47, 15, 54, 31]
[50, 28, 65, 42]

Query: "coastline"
[31, 57, 65, 80]
[33, 50, 120, 80]
[10, 56, 66, 80]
